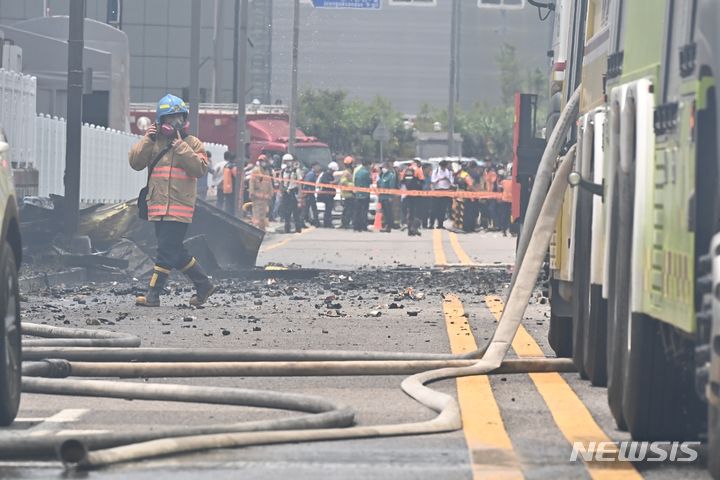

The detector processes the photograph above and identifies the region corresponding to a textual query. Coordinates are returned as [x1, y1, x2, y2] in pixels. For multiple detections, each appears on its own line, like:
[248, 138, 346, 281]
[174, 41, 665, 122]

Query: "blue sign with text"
[311, 0, 381, 9]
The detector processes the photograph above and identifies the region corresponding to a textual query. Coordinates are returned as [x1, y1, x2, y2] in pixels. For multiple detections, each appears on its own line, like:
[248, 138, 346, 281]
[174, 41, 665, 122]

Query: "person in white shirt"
[430, 160, 454, 229]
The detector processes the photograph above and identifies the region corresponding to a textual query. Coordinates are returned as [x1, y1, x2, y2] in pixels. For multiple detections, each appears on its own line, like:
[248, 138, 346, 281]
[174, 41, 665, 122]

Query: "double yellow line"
[433, 229, 477, 267]
[443, 294, 522, 479]
[485, 296, 641, 480]
[260, 226, 316, 253]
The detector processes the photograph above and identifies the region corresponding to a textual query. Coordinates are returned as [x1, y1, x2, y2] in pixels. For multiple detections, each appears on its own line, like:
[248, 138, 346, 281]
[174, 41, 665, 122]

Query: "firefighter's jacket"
[129, 134, 208, 223]
[250, 166, 274, 201]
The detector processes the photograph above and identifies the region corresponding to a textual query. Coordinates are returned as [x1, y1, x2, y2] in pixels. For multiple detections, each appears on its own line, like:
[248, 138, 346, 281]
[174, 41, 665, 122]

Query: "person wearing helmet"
[249, 154, 273, 231]
[317, 161, 339, 228]
[129, 94, 215, 307]
[401, 158, 425, 236]
[280, 153, 303, 233]
[339, 155, 355, 229]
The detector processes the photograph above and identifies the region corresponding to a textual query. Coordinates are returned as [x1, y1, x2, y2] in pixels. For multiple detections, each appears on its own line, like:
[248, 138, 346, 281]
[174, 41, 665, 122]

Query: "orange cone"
[373, 201, 383, 231]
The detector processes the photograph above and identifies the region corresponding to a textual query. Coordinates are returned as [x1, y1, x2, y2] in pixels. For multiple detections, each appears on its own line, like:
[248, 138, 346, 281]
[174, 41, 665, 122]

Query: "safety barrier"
[0, 68, 36, 168]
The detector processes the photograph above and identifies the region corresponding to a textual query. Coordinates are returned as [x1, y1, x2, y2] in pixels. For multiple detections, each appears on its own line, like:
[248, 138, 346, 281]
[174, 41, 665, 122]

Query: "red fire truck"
[129, 103, 333, 169]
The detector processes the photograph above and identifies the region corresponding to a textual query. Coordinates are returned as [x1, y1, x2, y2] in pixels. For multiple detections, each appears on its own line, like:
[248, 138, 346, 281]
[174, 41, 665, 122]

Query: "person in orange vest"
[401, 158, 425, 236]
[222, 152, 238, 216]
[498, 169, 513, 236]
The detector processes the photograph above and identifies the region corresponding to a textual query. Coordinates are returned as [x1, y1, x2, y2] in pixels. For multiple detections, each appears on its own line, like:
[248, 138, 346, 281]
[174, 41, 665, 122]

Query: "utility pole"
[235, 0, 249, 214]
[189, 0, 201, 136]
[232, 0, 239, 102]
[212, 0, 224, 103]
[447, 0, 458, 158]
[288, 0, 300, 156]
[64, 0, 85, 237]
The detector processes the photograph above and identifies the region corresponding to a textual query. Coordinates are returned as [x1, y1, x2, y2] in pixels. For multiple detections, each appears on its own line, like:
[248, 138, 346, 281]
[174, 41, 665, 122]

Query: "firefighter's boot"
[136, 266, 169, 307]
[181, 258, 217, 307]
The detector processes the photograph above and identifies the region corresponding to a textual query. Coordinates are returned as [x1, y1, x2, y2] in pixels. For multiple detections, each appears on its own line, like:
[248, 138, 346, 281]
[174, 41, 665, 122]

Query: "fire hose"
[6, 91, 581, 470]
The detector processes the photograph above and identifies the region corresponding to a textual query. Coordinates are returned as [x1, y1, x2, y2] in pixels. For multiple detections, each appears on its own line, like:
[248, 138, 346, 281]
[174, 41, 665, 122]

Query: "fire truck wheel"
[623, 314, 705, 440]
[548, 311, 573, 358]
[571, 180, 593, 379]
[606, 168, 629, 431]
[710, 393, 720, 479]
[583, 285, 607, 386]
[0, 241, 21, 427]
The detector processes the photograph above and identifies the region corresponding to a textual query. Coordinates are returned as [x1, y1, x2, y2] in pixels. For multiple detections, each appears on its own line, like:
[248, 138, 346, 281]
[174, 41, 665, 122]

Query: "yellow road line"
[443, 294, 523, 479]
[433, 229, 448, 266]
[260, 227, 316, 252]
[485, 296, 642, 480]
[448, 231, 477, 266]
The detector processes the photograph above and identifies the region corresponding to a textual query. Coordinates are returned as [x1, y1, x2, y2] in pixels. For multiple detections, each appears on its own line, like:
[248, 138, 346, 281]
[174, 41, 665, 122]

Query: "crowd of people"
[196, 151, 515, 236]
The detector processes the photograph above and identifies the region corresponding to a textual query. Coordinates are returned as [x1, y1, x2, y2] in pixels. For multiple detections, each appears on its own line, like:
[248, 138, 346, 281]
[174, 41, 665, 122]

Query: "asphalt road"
[2, 224, 712, 479]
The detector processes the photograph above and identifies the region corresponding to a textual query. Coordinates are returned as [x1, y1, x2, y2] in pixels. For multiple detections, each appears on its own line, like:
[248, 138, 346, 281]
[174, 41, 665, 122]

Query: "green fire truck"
[517, 0, 720, 476]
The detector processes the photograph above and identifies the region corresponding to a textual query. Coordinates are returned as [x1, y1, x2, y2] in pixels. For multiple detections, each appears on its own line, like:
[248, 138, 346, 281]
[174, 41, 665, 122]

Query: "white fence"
[1, 68, 228, 204]
[0, 68, 36, 168]
[35, 115, 228, 204]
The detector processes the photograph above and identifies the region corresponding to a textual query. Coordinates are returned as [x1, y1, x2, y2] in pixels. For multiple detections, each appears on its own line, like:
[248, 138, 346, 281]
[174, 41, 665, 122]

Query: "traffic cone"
[373, 201, 383, 231]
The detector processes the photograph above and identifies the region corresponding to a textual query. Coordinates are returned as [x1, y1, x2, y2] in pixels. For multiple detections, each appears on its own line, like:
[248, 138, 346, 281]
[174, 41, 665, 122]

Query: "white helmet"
[328, 161, 339, 171]
[282, 153, 294, 162]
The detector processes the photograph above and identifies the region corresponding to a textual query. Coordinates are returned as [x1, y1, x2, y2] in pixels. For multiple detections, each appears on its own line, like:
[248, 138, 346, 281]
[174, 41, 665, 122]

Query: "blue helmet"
[156, 94, 189, 122]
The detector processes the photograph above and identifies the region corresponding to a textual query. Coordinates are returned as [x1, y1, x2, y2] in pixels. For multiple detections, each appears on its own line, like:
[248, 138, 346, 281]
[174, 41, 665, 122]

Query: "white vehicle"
[0, 128, 22, 426]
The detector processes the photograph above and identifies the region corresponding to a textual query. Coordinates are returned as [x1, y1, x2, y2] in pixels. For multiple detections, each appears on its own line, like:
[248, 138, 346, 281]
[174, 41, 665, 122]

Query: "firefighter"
[281, 153, 303, 233]
[401, 158, 425, 236]
[339, 156, 355, 229]
[249, 154, 273, 231]
[129, 93, 215, 308]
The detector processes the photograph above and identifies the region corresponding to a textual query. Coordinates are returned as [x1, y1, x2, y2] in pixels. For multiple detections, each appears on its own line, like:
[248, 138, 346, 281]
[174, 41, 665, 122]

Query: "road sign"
[372, 121, 391, 142]
[311, 0, 380, 9]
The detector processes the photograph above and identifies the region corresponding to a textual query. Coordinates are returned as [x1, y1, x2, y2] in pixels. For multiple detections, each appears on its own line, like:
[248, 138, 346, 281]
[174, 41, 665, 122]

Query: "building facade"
[0, 0, 550, 114]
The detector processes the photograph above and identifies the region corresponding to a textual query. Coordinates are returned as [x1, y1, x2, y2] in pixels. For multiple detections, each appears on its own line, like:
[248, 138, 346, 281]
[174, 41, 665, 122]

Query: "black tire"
[606, 167, 629, 431]
[549, 310, 573, 358]
[583, 284, 607, 386]
[0, 241, 21, 426]
[572, 175, 593, 379]
[710, 389, 720, 479]
[623, 313, 705, 440]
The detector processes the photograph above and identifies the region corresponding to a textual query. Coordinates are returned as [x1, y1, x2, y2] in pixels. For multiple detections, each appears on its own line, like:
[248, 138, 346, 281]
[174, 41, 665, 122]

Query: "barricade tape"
[250, 173, 502, 200]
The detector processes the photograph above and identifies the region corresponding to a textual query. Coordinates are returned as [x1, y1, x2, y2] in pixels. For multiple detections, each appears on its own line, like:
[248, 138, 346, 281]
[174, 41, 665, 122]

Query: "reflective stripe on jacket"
[129, 134, 207, 223]
[250, 166, 273, 200]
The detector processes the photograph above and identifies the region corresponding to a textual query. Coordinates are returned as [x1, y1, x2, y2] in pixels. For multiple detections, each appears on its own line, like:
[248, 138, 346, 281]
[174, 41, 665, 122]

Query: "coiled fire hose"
[6, 94, 580, 470]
